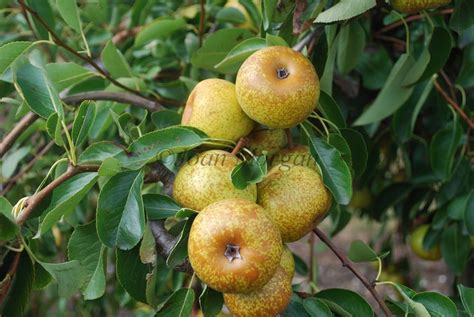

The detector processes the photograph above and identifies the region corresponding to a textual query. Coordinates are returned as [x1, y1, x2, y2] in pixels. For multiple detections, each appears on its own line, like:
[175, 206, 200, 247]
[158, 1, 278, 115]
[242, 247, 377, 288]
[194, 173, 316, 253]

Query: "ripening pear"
[246, 126, 287, 156]
[236, 46, 320, 129]
[182, 79, 254, 142]
[258, 164, 331, 242]
[409, 225, 441, 261]
[280, 245, 295, 280]
[391, 0, 451, 13]
[271, 145, 319, 172]
[173, 150, 257, 211]
[188, 199, 283, 293]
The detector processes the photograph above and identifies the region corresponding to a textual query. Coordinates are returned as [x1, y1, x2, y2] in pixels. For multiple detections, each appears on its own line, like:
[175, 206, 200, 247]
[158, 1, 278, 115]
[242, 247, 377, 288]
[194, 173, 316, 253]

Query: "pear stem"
[313, 228, 393, 317]
[286, 129, 294, 149]
[231, 137, 248, 156]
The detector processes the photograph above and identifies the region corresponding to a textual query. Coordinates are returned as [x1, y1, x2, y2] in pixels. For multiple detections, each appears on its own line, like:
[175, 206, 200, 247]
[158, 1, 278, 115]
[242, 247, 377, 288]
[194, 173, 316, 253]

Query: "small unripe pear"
[182, 79, 254, 141]
[271, 145, 319, 172]
[409, 225, 441, 261]
[391, 0, 451, 14]
[258, 165, 331, 242]
[246, 127, 287, 157]
[236, 46, 319, 129]
[173, 150, 257, 211]
[223, 267, 291, 317]
[188, 199, 283, 293]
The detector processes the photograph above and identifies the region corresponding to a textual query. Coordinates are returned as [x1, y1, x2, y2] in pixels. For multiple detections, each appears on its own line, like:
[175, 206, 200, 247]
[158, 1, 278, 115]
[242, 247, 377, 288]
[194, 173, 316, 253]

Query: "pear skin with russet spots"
[188, 199, 283, 293]
[391, 0, 451, 13]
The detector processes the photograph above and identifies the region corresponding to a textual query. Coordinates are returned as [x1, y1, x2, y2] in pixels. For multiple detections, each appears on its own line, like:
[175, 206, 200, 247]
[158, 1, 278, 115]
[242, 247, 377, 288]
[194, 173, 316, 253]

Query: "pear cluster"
[176, 46, 329, 316]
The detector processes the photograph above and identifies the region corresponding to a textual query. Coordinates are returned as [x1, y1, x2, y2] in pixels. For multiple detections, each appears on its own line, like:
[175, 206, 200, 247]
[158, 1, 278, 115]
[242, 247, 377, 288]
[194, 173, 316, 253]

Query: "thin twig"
[18, 0, 150, 100]
[286, 129, 294, 149]
[16, 164, 99, 225]
[63, 91, 163, 112]
[377, 8, 453, 34]
[0, 112, 39, 158]
[0, 250, 21, 305]
[1, 140, 55, 196]
[433, 79, 474, 129]
[112, 26, 141, 45]
[198, 0, 206, 47]
[374, 34, 406, 48]
[231, 137, 248, 156]
[313, 228, 393, 317]
[292, 27, 322, 52]
[439, 70, 457, 103]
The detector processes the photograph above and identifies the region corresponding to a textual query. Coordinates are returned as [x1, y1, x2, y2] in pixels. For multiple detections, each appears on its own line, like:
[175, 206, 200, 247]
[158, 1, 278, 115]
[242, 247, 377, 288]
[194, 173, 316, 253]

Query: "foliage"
[0, 0, 473, 316]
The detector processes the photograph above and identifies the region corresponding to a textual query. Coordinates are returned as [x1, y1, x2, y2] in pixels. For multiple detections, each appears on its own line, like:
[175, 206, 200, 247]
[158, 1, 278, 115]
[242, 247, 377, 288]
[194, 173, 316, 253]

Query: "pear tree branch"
[313, 228, 393, 317]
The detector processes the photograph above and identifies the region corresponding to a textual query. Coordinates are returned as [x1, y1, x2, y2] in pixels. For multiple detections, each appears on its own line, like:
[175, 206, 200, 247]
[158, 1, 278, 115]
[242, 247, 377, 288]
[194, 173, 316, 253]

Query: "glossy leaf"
[199, 285, 224, 317]
[0, 197, 18, 240]
[156, 288, 195, 317]
[458, 284, 474, 315]
[430, 122, 462, 180]
[303, 298, 333, 317]
[318, 91, 346, 128]
[315, 0, 376, 23]
[72, 100, 96, 147]
[307, 133, 352, 205]
[340, 128, 367, 177]
[0, 41, 34, 75]
[144, 194, 181, 220]
[214, 37, 267, 72]
[39, 172, 98, 234]
[46, 62, 97, 91]
[56, 0, 82, 32]
[441, 224, 471, 275]
[337, 20, 366, 74]
[98, 157, 122, 177]
[151, 110, 181, 129]
[166, 215, 196, 268]
[68, 222, 106, 300]
[315, 288, 374, 316]
[348, 240, 378, 262]
[101, 40, 133, 78]
[266, 34, 289, 47]
[78, 142, 124, 164]
[231, 155, 267, 190]
[413, 292, 457, 317]
[353, 54, 415, 126]
[116, 245, 151, 303]
[38, 260, 86, 298]
[96, 170, 145, 250]
[14, 61, 64, 119]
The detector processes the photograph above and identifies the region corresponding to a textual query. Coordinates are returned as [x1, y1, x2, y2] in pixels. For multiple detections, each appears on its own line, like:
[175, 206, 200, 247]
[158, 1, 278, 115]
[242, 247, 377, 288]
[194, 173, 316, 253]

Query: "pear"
[409, 225, 441, 261]
[173, 150, 257, 211]
[280, 245, 295, 280]
[246, 126, 287, 157]
[258, 164, 331, 242]
[236, 46, 319, 129]
[391, 0, 451, 13]
[270, 144, 319, 172]
[188, 199, 283, 294]
[182, 78, 254, 142]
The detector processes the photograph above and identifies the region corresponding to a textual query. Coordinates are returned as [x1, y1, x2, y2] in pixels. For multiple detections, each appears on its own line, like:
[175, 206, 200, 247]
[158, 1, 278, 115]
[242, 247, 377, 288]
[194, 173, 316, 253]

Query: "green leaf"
[328, 134, 352, 167]
[441, 224, 471, 275]
[430, 122, 462, 180]
[72, 100, 96, 147]
[13, 61, 64, 119]
[318, 91, 346, 128]
[282, 294, 311, 317]
[101, 40, 133, 79]
[144, 194, 181, 220]
[26, 0, 55, 40]
[135, 18, 186, 47]
[98, 157, 122, 177]
[199, 285, 224, 317]
[32, 262, 53, 290]
[465, 194, 474, 235]
[337, 20, 366, 74]
[56, 0, 82, 32]
[0, 41, 33, 75]
[392, 81, 433, 144]
[294, 252, 309, 275]
[97, 170, 145, 250]
[353, 54, 415, 126]
[139, 223, 156, 264]
[39, 172, 98, 234]
[315, 288, 374, 316]
[266, 34, 289, 47]
[78, 142, 124, 164]
[315, 0, 376, 23]
[231, 155, 267, 190]
[115, 126, 207, 169]
[340, 128, 367, 178]
[214, 37, 267, 73]
[0, 197, 18, 240]
[348, 240, 378, 262]
[417, 28, 453, 84]
[2, 253, 34, 317]
[262, 0, 277, 30]
[449, 0, 474, 33]
[191, 28, 254, 74]
[68, 222, 106, 300]
[306, 133, 352, 205]
[458, 284, 474, 316]
[46, 62, 97, 91]
[303, 298, 333, 317]
[2, 146, 30, 178]
[151, 110, 181, 129]
[157, 288, 195, 317]
[216, 7, 246, 24]
[413, 292, 457, 317]
[116, 245, 151, 303]
[38, 260, 87, 298]
[355, 46, 393, 90]
[46, 113, 64, 146]
[447, 192, 472, 220]
[166, 215, 196, 268]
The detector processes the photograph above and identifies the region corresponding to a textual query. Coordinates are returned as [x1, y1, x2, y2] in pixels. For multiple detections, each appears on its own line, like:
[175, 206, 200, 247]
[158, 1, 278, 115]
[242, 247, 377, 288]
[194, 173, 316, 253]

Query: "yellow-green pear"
[258, 164, 331, 242]
[271, 145, 319, 172]
[246, 127, 287, 156]
[173, 150, 257, 211]
[182, 79, 254, 141]
[391, 0, 451, 13]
